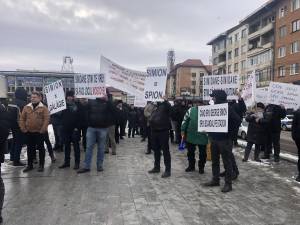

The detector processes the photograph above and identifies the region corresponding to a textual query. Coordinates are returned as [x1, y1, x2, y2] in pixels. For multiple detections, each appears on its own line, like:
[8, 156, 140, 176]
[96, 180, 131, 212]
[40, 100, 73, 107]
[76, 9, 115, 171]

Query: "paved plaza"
[1, 136, 300, 225]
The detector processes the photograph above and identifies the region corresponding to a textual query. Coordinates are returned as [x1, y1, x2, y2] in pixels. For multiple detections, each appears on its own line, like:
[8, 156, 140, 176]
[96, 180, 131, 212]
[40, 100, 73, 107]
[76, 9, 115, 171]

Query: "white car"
[238, 119, 248, 140]
[281, 115, 293, 131]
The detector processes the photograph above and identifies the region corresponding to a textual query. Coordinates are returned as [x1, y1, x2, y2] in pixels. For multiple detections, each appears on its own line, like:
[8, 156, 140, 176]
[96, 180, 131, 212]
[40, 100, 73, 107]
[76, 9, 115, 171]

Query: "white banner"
[43, 80, 66, 115]
[100, 56, 146, 95]
[198, 103, 228, 133]
[134, 95, 147, 108]
[144, 67, 167, 102]
[255, 87, 268, 105]
[203, 74, 239, 100]
[74, 73, 106, 98]
[242, 72, 256, 107]
[267, 82, 300, 110]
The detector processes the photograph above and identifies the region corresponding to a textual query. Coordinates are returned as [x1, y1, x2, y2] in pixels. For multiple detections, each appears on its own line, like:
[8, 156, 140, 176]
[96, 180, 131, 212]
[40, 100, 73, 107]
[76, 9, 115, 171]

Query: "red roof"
[178, 59, 204, 67]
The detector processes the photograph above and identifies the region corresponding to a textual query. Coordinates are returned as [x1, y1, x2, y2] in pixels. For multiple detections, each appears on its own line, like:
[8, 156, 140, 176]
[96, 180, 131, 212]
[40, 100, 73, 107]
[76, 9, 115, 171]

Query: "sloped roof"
[169, 59, 211, 74]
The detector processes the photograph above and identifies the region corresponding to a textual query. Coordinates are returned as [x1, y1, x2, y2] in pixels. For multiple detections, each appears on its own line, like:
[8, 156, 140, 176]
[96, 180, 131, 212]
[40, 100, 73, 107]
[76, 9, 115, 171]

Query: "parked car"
[281, 115, 293, 131]
[238, 119, 248, 140]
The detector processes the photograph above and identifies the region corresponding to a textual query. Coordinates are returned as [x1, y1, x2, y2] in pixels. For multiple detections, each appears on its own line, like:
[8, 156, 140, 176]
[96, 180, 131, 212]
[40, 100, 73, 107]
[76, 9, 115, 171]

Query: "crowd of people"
[0, 87, 300, 222]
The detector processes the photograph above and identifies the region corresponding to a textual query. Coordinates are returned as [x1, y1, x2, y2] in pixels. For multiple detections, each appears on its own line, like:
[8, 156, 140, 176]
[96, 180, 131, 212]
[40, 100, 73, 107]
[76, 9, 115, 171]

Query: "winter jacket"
[128, 109, 138, 127]
[61, 101, 82, 132]
[171, 104, 187, 123]
[181, 106, 208, 145]
[245, 112, 267, 145]
[231, 99, 247, 119]
[292, 109, 300, 141]
[87, 99, 116, 128]
[149, 101, 171, 131]
[258, 104, 286, 133]
[19, 102, 50, 133]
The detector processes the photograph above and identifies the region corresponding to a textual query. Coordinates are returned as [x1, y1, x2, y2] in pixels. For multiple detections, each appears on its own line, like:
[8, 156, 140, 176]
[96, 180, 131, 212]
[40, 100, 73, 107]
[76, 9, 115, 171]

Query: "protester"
[144, 101, 157, 154]
[181, 101, 208, 174]
[171, 100, 186, 144]
[148, 97, 172, 178]
[204, 90, 241, 193]
[115, 101, 127, 142]
[258, 104, 286, 162]
[128, 104, 138, 138]
[243, 103, 266, 162]
[138, 108, 147, 142]
[0, 99, 10, 223]
[292, 107, 300, 182]
[59, 91, 82, 170]
[7, 87, 27, 166]
[19, 92, 50, 172]
[78, 95, 116, 173]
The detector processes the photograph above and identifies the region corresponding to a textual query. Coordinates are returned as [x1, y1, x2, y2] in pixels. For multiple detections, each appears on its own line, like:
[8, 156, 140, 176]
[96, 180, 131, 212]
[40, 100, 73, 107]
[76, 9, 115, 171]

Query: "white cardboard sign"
[198, 103, 228, 133]
[100, 56, 146, 96]
[144, 67, 167, 102]
[255, 87, 268, 105]
[134, 95, 147, 108]
[43, 80, 66, 115]
[74, 73, 106, 98]
[267, 82, 300, 109]
[242, 72, 256, 107]
[203, 74, 239, 100]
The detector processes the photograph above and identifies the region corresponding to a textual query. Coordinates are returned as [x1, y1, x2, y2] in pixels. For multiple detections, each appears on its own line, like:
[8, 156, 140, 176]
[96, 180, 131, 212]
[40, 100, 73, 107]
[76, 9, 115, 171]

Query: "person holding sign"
[204, 90, 241, 193]
[181, 101, 208, 174]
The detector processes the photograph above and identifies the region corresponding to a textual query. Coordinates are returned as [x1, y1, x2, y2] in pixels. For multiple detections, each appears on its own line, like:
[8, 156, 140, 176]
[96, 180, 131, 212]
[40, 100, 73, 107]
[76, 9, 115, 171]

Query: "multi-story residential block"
[275, 0, 300, 84]
[166, 59, 211, 99]
[207, 34, 227, 75]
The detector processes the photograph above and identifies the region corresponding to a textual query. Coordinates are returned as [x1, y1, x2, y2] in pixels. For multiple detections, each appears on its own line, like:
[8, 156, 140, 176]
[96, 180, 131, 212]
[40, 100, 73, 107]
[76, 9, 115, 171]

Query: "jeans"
[84, 127, 108, 169]
[63, 129, 80, 165]
[26, 133, 45, 167]
[186, 143, 207, 169]
[211, 139, 233, 184]
[10, 129, 25, 162]
[151, 130, 171, 172]
[265, 132, 281, 159]
[105, 126, 116, 154]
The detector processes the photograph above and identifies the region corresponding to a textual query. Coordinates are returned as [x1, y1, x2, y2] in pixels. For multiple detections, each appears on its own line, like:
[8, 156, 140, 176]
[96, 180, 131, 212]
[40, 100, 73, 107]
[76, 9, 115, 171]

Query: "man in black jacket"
[204, 90, 241, 193]
[148, 97, 172, 178]
[258, 104, 286, 162]
[7, 87, 27, 166]
[59, 91, 82, 170]
[292, 108, 300, 182]
[78, 95, 116, 173]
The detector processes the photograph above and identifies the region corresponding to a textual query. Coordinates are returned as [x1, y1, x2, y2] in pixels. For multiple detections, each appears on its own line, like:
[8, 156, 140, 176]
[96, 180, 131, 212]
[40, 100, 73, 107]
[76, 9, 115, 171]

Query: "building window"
[191, 89, 196, 94]
[228, 37, 232, 45]
[200, 73, 204, 77]
[291, 0, 300, 11]
[228, 51, 232, 60]
[191, 81, 196, 85]
[235, 33, 239, 42]
[241, 45, 247, 54]
[241, 60, 246, 70]
[191, 73, 196, 78]
[279, 6, 287, 18]
[290, 63, 299, 75]
[228, 65, 232, 73]
[279, 26, 287, 38]
[241, 29, 247, 38]
[278, 46, 286, 58]
[292, 20, 300, 32]
[234, 48, 239, 57]
[234, 63, 238, 72]
[278, 66, 285, 77]
[291, 41, 300, 53]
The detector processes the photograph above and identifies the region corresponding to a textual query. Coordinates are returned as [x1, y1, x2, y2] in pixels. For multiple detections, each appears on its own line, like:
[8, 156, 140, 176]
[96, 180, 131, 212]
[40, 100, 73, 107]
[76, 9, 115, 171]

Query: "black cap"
[256, 102, 265, 109]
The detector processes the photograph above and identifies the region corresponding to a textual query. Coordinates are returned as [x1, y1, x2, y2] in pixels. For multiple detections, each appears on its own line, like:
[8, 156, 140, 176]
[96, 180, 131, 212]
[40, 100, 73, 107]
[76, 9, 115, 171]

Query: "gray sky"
[0, 0, 267, 73]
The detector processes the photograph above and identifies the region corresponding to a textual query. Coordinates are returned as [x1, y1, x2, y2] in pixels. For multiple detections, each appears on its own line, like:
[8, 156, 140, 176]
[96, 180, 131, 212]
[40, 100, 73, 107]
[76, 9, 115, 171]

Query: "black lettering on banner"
[145, 91, 163, 99]
[49, 100, 65, 112]
[146, 68, 167, 77]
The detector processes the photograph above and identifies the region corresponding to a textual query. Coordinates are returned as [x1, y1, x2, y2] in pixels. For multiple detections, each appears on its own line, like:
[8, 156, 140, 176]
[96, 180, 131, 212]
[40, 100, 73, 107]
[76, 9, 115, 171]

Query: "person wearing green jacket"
[181, 102, 208, 174]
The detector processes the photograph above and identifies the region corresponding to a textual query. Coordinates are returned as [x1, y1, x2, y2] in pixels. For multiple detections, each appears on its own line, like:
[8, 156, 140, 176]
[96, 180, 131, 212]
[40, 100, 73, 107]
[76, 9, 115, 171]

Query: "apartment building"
[166, 59, 211, 99]
[207, 34, 227, 75]
[275, 0, 300, 84]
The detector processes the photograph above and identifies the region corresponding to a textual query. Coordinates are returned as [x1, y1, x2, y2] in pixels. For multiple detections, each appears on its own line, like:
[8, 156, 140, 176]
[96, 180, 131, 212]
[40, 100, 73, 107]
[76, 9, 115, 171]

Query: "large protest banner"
[100, 56, 146, 96]
[267, 82, 300, 109]
[43, 80, 66, 115]
[255, 87, 268, 105]
[144, 67, 167, 101]
[198, 103, 228, 133]
[134, 95, 147, 108]
[242, 72, 256, 107]
[203, 74, 239, 101]
[74, 73, 106, 98]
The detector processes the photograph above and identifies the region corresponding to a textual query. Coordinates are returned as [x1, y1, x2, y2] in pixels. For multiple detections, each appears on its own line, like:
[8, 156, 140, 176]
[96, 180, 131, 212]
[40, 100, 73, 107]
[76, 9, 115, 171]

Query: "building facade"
[207, 34, 227, 75]
[275, 0, 300, 84]
[167, 59, 211, 99]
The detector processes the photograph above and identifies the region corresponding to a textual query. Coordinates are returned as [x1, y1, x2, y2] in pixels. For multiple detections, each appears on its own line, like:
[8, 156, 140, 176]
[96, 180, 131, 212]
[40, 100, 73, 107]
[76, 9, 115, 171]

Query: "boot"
[204, 180, 220, 187]
[13, 161, 26, 167]
[185, 165, 195, 172]
[161, 171, 171, 178]
[73, 163, 80, 170]
[296, 175, 300, 182]
[59, 164, 70, 169]
[254, 148, 261, 162]
[220, 171, 225, 177]
[221, 183, 232, 193]
[23, 166, 34, 173]
[37, 165, 44, 172]
[148, 168, 160, 174]
[77, 168, 90, 174]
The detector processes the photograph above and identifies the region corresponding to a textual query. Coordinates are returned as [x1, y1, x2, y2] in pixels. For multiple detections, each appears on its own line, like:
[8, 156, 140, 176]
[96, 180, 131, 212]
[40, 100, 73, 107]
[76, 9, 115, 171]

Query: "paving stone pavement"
[1, 136, 300, 225]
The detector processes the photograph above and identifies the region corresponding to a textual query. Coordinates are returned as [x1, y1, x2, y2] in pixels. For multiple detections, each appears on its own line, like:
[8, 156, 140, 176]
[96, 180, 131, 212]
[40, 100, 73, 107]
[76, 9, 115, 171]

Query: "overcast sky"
[0, 0, 268, 73]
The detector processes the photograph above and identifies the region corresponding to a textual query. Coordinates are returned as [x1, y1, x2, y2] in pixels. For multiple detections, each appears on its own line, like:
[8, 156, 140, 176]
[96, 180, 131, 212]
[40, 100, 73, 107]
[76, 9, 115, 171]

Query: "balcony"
[248, 23, 274, 40]
[248, 42, 273, 57]
[217, 60, 226, 67]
